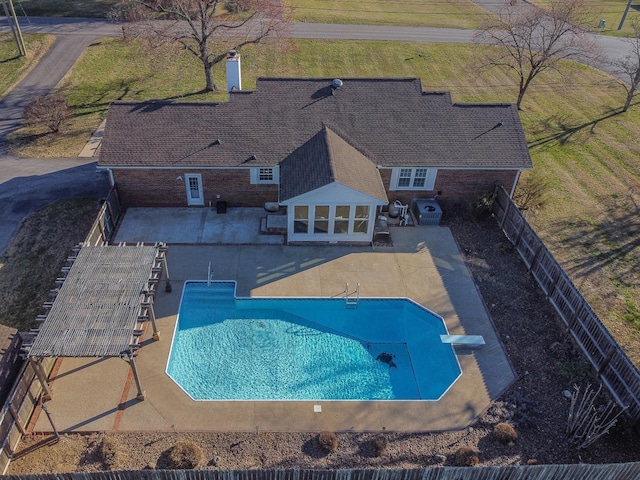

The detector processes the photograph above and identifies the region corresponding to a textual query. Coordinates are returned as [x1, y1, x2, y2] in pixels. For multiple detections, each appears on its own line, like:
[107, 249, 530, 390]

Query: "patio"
[31, 212, 515, 433]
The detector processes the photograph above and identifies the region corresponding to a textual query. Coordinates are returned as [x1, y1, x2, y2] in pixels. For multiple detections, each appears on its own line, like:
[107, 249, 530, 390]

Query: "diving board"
[440, 335, 485, 346]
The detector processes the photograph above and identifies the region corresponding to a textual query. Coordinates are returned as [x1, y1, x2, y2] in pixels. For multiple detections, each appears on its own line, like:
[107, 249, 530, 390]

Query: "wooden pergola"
[22, 243, 170, 401]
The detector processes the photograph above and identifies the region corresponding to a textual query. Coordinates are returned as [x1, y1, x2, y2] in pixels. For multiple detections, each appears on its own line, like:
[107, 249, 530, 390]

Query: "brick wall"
[113, 167, 517, 210]
[379, 168, 518, 211]
[113, 169, 278, 208]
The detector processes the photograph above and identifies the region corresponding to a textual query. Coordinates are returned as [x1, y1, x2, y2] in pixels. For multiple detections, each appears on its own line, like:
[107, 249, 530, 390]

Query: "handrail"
[345, 283, 360, 308]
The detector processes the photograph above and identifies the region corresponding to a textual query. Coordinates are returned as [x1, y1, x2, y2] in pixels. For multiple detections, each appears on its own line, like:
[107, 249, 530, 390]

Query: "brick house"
[98, 75, 532, 243]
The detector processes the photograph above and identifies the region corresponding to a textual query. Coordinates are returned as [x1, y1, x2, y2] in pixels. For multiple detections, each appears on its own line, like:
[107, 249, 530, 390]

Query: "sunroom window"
[294, 206, 309, 233]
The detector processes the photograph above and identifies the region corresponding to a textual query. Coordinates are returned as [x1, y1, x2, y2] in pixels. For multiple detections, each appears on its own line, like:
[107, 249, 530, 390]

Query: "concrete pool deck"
[31, 220, 516, 433]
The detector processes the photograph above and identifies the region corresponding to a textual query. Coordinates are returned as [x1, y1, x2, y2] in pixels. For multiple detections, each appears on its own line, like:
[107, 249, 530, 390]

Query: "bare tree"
[112, 0, 289, 91]
[477, 0, 598, 109]
[22, 94, 71, 133]
[610, 20, 640, 112]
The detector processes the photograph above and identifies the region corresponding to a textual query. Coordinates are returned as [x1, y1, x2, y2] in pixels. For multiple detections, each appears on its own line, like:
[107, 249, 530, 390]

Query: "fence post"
[499, 190, 511, 230]
[97, 212, 106, 246]
[513, 217, 526, 250]
[598, 347, 616, 375]
[528, 243, 543, 273]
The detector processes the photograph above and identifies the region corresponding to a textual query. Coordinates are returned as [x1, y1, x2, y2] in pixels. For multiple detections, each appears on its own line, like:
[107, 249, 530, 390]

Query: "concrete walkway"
[32, 226, 515, 433]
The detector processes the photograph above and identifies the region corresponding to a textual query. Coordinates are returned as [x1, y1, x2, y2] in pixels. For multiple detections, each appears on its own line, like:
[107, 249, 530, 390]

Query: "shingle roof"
[99, 78, 532, 170]
[279, 126, 388, 203]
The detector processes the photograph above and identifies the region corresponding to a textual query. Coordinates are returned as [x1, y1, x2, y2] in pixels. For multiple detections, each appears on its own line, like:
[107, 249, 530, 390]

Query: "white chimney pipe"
[226, 50, 242, 95]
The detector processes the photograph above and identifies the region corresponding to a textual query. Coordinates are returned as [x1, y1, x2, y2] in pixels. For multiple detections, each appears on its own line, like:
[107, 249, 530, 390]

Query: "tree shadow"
[300, 437, 329, 459]
[161, 89, 212, 101]
[544, 195, 640, 287]
[71, 79, 211, 119]
[0, 55, 21, 64]
[527, 109, 623, 151]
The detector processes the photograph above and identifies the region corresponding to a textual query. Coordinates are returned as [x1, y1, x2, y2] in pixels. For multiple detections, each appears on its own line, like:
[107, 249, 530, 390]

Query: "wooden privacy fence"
[0, 357, 55, 474]
[492, 185, 640, 424]
[3, 465, 640, 480]
[85, 188, 122, 246]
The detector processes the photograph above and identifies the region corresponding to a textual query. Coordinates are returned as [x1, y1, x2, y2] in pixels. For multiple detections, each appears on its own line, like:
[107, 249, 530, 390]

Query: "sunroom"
[279, 127, 388, 244]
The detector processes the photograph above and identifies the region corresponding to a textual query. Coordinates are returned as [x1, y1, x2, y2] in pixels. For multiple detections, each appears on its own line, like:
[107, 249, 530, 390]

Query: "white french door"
[184, 174, 204, 206]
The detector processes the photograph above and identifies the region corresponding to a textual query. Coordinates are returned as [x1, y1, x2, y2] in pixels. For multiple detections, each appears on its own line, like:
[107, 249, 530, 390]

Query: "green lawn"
[15, 0, 119, 18]
[530, 0, 640, 36]
[6, 38, 640, 365]
[0, 33, 54, 98]
[284, 0, 492, 28]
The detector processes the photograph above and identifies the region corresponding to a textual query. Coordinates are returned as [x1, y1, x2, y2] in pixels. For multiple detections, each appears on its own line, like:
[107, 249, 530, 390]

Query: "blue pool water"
[166, 281, 461, 401]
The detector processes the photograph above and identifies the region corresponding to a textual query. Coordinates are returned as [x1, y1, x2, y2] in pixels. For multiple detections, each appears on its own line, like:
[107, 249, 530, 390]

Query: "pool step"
[184, 282, 237, 306]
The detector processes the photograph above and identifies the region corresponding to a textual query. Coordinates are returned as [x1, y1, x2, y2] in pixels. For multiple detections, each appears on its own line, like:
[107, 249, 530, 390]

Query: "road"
[0, 15, 636, 254]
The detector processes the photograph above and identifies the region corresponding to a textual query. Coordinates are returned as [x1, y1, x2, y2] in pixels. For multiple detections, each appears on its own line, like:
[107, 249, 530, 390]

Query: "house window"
[294, 206, 309, 233]
[391, 168, 436, 191]
[353, 205, 369, 234]
[334, 205, 350, 234]
[250, 166, 279, 184]
[314, 205, 329, 234]
[259, 168, 274, 182]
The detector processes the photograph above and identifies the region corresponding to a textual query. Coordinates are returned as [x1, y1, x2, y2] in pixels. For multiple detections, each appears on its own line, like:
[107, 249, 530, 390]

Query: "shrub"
[493, 422, 518, 444]
[317, 431, 338, 453]
[22, 94, 71, 133]
[469, 191, 495, 220]
[513, 170, 549, 213]
[453, 446, 479, 466]
[166, 440, 204, 469]
[370, 434, 388, 456]
[98, 436, 122, 470]
[224, 0, 249, 13]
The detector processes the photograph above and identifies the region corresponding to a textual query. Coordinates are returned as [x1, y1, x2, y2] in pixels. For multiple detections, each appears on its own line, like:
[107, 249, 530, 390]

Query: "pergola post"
[30, 357, 53, 402]
[147, 298, 160, 341]
[8, 404, 26, 435]
[160, 245, 171, 293]
[127, 354, 146, 401]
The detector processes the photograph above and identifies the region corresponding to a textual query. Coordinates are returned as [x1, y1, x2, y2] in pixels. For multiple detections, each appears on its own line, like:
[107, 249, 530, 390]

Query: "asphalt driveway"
[0, 157, 110, 255]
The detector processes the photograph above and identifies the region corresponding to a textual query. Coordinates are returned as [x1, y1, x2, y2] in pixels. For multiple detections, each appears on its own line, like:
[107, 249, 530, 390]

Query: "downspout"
[509, 170, 522, 198]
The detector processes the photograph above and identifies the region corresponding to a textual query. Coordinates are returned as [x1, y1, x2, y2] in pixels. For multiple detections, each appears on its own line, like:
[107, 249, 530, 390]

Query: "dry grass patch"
[0, 198, 98, 331]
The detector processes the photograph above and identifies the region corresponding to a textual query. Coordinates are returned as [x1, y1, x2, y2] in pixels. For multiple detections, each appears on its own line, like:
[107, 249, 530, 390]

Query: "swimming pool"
[166, 281, 462, 401]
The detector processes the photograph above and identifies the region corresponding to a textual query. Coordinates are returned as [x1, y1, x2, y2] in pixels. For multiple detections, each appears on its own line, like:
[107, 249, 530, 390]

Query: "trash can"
[216, 200, 227, 214]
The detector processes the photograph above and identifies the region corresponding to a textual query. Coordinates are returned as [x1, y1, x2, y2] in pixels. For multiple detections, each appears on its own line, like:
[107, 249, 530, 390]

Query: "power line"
[1, 0, 26, 56]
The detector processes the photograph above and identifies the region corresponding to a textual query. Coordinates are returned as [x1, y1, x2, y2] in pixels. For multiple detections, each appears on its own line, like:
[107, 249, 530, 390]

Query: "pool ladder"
[207, 261, 214, 287]
[344, 282, 360, 309]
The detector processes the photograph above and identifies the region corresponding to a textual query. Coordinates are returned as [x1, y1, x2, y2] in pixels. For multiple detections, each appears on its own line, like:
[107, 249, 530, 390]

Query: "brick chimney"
[226, 50, 242, 94]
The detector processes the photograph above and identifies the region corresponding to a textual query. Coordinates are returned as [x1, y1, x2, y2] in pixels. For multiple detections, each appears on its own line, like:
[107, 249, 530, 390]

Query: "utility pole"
[1, 0, 26, 56]
[618, 0, 634, 30]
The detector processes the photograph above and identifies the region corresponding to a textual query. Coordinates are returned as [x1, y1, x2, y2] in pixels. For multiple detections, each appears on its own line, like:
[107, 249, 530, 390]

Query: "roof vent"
[331, 78, 343, 90]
